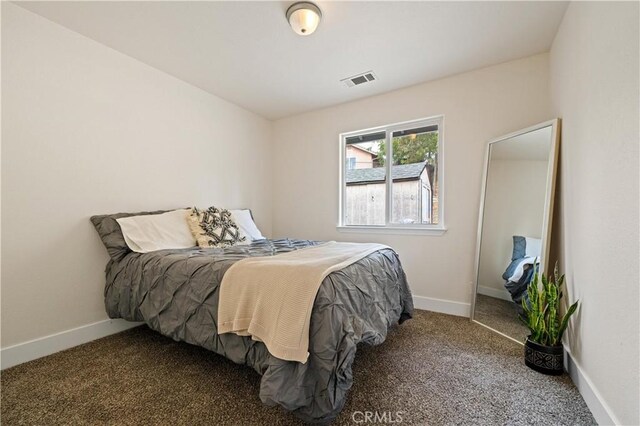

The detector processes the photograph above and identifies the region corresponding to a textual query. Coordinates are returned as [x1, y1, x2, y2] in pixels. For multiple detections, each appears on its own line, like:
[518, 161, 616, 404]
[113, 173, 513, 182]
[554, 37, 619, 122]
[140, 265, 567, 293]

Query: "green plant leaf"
[556, 300, 580, 345]
[521, 262, 578, 346]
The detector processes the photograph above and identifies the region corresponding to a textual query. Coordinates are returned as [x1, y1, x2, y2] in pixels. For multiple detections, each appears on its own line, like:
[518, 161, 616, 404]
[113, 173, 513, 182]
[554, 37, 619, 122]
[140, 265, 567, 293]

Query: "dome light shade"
[286, 2, 322, 36]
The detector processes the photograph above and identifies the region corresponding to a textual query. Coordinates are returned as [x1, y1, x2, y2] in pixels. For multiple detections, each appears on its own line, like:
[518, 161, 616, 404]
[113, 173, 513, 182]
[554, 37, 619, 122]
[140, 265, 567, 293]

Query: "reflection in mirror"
[472, 121, 559, 344]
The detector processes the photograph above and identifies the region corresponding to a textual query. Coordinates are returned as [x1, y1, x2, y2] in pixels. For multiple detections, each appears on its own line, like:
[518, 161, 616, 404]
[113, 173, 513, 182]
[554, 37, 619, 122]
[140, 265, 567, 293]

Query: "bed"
[91, 211, 414, 423]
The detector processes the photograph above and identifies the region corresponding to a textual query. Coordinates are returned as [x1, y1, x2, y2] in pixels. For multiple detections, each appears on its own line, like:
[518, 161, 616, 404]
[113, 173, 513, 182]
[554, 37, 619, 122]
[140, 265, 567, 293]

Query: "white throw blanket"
[217, 241, 389, 363]
[509, 256, 539, 282]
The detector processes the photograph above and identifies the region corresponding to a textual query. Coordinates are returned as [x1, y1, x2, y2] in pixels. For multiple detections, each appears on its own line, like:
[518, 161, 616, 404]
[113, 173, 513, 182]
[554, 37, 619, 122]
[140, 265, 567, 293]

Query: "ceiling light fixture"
[286, 2, 322, 36]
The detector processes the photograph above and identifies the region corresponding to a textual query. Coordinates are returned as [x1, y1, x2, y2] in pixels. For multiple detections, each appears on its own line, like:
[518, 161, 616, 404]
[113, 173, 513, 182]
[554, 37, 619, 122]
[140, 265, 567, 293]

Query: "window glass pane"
[389, 126, 439, 225]
[344, 137, 386, 225]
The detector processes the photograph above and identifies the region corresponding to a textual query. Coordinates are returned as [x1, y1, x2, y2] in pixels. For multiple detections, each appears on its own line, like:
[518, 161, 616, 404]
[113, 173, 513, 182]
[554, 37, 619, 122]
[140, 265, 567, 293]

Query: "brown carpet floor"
[474, 294, 530, 342]
[1, 310, 595, 425]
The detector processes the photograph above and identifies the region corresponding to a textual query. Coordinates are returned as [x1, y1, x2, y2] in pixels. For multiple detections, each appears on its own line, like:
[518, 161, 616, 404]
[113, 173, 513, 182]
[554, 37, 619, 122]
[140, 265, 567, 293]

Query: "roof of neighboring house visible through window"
[346, 144, 377, 157]
[346, 162, 432, 185]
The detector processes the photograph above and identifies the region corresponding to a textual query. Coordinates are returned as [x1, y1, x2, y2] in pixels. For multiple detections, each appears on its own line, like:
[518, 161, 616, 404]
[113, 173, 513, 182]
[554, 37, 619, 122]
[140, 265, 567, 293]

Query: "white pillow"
[116, 209, 196, 253]
[230, 209, 264, 241]
[525, 237, 542, 258]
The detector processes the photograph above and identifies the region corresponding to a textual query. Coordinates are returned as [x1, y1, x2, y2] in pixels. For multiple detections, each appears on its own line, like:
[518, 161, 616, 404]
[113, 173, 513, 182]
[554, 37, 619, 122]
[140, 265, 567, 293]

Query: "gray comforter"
[101, 238, 413, 423]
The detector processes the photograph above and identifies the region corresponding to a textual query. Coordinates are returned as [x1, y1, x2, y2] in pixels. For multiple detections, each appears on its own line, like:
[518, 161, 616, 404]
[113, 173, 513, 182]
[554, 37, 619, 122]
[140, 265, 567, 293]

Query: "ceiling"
[16, 1, 568, 120]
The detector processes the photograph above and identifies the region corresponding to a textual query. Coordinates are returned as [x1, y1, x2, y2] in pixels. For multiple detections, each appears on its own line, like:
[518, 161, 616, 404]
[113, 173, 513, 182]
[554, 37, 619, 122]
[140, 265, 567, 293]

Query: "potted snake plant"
[520, 263, 579, 375]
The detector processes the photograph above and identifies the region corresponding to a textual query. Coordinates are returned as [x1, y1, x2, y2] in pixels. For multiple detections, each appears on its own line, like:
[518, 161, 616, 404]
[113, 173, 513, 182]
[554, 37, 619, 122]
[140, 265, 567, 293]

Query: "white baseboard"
[1, 318, 142, 370]
[413, 295, 470, 317]
[564, 347, 618, 425]
[477, 285, 512, 302]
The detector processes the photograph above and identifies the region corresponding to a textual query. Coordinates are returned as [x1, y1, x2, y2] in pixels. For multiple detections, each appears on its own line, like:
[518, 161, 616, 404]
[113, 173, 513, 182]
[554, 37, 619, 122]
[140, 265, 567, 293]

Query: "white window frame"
[337, 115, 446, 235]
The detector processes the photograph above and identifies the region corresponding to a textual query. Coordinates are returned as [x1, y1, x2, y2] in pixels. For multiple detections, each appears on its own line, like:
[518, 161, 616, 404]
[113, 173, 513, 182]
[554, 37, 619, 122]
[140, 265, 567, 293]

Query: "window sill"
[336, 225, 447, 236]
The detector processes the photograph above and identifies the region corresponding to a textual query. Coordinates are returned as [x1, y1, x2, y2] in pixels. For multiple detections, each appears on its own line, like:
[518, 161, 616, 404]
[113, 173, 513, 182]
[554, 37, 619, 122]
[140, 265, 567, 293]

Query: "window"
[339, 116, 444, 233]
[346, 157, 356, 170]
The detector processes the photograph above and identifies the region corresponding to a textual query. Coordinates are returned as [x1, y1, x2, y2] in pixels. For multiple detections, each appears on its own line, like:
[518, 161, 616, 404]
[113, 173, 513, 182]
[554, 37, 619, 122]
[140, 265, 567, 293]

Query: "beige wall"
[550, 2, 639, 424]
[272, 53, 553, 307]
[1, 4, 273, 347]
[478, 159, 548, 297]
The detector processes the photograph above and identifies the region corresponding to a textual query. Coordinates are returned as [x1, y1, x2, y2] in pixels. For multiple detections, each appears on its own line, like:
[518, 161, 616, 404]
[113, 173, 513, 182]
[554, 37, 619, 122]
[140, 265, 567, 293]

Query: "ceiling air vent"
[341, 71, 377, 88]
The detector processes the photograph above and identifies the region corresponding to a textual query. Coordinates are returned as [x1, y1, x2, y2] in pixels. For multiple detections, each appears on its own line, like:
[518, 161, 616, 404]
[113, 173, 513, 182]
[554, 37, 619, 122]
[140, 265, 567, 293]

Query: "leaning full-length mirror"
[471, 119, 560, 344]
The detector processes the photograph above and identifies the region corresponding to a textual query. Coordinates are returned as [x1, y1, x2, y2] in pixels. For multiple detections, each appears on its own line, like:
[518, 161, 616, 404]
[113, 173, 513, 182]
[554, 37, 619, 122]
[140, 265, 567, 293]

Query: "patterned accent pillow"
[188, 206, 246, 248]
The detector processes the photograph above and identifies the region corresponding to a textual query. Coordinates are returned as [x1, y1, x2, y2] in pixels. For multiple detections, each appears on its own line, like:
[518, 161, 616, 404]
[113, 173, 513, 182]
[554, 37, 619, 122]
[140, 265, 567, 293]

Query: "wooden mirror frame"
[470, 118, 561, 344]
